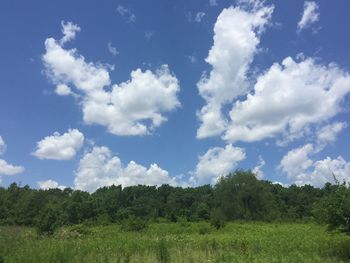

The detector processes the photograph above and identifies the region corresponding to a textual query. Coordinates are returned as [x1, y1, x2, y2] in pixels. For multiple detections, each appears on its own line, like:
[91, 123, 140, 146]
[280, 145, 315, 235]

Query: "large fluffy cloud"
[224, 57, 350, 143]
[74, 146, 177, 192]
[43, 22, 180, 136]
[0, 159, 24, 176]
[279, 144, 350, 187]
[32, 129, 84, 160]
[82, 66, 181, 135]
[197, 3, 273, 138]
[297, 1, 319, 32]
[192, 144, 246, 184]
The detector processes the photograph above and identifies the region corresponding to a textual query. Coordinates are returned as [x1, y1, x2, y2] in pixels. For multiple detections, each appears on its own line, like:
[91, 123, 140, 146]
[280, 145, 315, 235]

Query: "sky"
[0, 0, 350, 192]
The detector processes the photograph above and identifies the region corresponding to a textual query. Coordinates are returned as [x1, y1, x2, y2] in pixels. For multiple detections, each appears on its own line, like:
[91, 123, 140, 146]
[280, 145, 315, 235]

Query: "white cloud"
[43, 22, 181, 136]
[33, 129, 84, 160]
[107, 41, 119, 56]
[312, 157, 350, 186]
[0, 136, 24, 176]
[60, 21, 81, 45]
[279, 144, 350, 187]
[194, 12, 206, 23]
[224, 57, 350, 143]
[316, 122, 347, 149]
[209, 0, 217, 6]
[252, 155, 265, 179]
[0, 136, 6, 155]
[297, 1, 319, 32]
[83, 66, 180, 135]
[197, 3, 273, 138]
[116, 5, 136, 23]
[192, 144, 246, 184]
[279, 144, 314, 183]
[55, 84, 72, 96]
[0, 159, 24, 175]
[43, 37, 111, 92]
[38, 179, 66, 190]
[74, 146, 177, 192]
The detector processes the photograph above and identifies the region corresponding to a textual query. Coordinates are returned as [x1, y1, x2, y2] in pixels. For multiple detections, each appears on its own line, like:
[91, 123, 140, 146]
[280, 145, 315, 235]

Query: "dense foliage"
[0, 170, 348, 234]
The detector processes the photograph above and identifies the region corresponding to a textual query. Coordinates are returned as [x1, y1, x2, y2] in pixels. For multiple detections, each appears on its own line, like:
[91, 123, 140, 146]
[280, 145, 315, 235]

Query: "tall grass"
[0, 222, 349, 262]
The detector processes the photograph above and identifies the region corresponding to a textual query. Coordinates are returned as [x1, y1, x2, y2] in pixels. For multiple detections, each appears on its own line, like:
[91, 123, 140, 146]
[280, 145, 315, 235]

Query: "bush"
[177, 217, 190, 228]
[122, 216, 148, 232]
[210, 209, 226, 230]
[315, 186, 350, 233]
[35, 203, 63, 235]
[197, 222, 213, 235]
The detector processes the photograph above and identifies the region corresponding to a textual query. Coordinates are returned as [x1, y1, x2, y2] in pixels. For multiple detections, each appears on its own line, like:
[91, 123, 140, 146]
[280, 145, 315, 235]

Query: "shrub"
[35, 203, 63, 235]
[122, 215, 148, 232]
[197, 222, 213, 235]
[210, 209, 226, 230]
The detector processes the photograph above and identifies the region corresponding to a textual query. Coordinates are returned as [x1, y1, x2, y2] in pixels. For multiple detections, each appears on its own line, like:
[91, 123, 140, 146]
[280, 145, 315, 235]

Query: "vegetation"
[1, 170, 349, 261]
[1, 170, 349, 234]
[0, 170, 350, 235]
[0, 222, 349, 262]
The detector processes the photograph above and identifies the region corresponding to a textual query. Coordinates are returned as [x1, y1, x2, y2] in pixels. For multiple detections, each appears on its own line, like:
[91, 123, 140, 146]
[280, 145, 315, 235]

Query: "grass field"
[1, 222, 350, 262]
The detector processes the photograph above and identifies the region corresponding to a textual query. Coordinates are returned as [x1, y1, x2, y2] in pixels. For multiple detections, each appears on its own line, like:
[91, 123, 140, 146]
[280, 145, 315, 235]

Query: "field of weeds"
[1, 222, 350, 262]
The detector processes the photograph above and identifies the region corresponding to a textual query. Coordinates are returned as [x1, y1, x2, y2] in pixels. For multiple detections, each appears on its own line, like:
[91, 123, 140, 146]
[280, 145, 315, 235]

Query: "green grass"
[1, 222, 349, 262]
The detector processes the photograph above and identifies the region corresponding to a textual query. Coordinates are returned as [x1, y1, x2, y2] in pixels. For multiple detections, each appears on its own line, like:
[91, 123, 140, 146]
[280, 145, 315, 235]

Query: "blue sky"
[0, 0, 350, 191]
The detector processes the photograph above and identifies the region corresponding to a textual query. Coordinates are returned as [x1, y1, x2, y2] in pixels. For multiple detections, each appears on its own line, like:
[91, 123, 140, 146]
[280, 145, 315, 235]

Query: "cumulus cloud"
[197, 3, 273, 138]
[74, 146, 177, 192]
[33, 129, 84, 160]
[192, 144, 246, 184]
[224, 57, 350, 143]
[279, 144, 314, 183]
[107, 41, 119, 56]
[279, 144, 350, 187]
[60, 21, 81, 45]
[38, 179, 66, 190]
[252, 155, 265, 179]
[42, 22, 181, 136]
[0, 159, 24, 175]
[0, 136, 24, 176]
[116, 5, 136, 23]
[297, 1, 319, 32]
[0, 136, 6, 155]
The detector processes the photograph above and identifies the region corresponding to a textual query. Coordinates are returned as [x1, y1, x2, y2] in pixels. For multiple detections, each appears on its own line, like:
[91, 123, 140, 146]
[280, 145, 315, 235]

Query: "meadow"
[1, 222, 350, 263]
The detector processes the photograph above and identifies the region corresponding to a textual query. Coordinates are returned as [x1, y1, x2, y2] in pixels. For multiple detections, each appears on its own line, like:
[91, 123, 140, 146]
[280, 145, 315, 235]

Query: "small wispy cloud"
[209, 0, 217, 6]
[145, 31, 155, 40]
[297, 1, 320, 33]
[116, 5, 136, 23]
[187, 55, 197, 63]
[107, 41, 119, 56]
[194, 12, 206, 23]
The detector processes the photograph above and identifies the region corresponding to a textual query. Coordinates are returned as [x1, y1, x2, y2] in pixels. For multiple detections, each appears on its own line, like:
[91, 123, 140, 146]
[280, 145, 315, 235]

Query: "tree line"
[0, 170, 349, 234]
